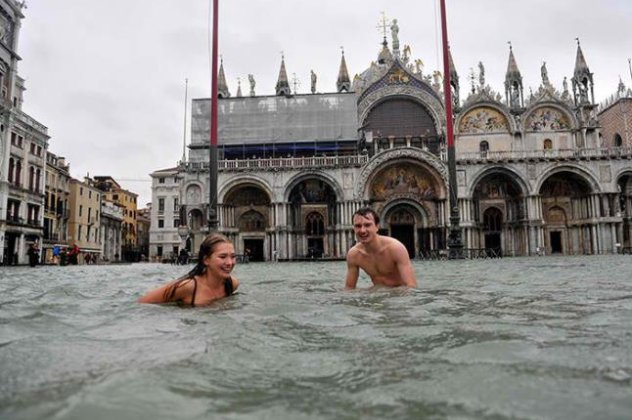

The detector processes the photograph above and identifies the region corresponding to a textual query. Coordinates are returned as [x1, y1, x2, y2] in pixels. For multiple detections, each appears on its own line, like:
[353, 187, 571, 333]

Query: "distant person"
[345, 207, 417, 289]
[27, 243, 40, 267]
[138, 233, 239, 307]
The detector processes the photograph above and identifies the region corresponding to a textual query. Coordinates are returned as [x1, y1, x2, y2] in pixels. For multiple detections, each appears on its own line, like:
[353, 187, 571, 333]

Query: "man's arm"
[392, 243, 418, 287]
[345, 252, 360, 289]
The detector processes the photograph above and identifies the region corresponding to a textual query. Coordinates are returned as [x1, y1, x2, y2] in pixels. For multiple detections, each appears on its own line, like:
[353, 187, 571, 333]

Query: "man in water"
[345, 207, 417, 289]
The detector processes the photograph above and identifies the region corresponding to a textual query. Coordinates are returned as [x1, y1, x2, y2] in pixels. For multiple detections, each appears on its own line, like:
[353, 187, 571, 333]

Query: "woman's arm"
[138, 278, 193, 304]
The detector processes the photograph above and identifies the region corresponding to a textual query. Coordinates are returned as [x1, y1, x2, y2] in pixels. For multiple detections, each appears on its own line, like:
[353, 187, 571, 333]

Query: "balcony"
[183, 155, 369, 172]
[456, 147, 632, 163]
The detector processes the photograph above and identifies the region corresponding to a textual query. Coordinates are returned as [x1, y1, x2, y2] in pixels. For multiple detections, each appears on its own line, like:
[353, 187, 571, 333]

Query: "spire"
[275, 53, 291, 96]
[573, 38, 590, 77]
[236, 78, 242, 98]
[504, 42, 524, 110]
[505, 43, 522, 80]
[571, 38, 594, 106]
[218, 57, 230, 98]
[337, 47, 351, 92]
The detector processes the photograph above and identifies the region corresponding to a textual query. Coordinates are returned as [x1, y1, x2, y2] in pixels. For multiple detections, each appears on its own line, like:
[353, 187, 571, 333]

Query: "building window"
[173, 218, 179, 227]
[89, 191, 92, 199]
[78, 225, 82, 241]
[158, 177, 165, 184]
[173, 198, 179, 212]
[479, 141, 489, 153]
[158, 219, 164, 228]
[79, 205, 83, 217]
[80, 187, 83, 195]
[614, 133, 623, 147]
[157, 246, 163, 257]
[158, 198, 165, 212]
[543, 139, 553, 150]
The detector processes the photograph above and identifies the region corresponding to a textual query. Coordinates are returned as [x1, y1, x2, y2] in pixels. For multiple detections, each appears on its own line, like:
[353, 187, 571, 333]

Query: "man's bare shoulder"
[346, 243, 365, 261]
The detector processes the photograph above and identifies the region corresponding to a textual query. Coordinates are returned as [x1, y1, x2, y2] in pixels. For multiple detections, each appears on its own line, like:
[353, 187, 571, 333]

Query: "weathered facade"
[153, 27, 632, 261]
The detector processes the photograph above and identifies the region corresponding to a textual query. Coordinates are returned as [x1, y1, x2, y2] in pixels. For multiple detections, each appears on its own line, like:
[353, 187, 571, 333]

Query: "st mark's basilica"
[149, 21, 632, 262]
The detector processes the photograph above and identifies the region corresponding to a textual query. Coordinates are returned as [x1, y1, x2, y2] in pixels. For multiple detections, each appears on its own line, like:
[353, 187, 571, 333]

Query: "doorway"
[307, 237, 324, 258]
[243, 238, 264, 261]
[550, 231, 563, 254]
[484, 233, 501, 256]
[391, 224, 415, 258]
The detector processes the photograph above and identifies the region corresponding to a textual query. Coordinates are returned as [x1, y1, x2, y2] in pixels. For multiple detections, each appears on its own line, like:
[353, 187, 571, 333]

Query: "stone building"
[68, 177, 102, 261]
[0, 1, 49, 265]
[100, 199, 123, 262]
[93, 176, 139, 261]
[148, 167, 181, 261]
[42, 152, 71, 263]
[159, 24, 632, 260]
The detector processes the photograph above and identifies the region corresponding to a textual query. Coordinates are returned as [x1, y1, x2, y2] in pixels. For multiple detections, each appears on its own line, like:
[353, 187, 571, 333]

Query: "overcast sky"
[18, 0, 632, 206]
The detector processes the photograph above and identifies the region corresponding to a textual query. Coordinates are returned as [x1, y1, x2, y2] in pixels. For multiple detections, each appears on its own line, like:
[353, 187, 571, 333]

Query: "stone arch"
[381, 199, 430, 258]
[468, 166, 530, 198]
[360, 95, 439, 140]
[358, 87, 445, 136]
[284, 170, 343, 203]
[184, 182, 205, 205]
[523, 103, 577, 131]
[218, 175, 273, 203]
[535, 165, 600, 194]
[614, 133, 623, 147]
[285, 172, 341, 228]
[237, 209, 266, 232]
[455, 103, 514, 134]
[355, 148, 448, 200]
[381, 198, 430, 228]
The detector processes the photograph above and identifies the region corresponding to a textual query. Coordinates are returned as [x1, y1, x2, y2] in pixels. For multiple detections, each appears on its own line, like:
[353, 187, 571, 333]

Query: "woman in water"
[138, 233, 239, 306]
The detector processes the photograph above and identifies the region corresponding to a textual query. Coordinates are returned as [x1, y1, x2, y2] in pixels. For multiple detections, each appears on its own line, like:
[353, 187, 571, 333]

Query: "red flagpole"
[439, 0, 454, 149]
[209, 0, 219, 231]
[211, 0, 218, 147]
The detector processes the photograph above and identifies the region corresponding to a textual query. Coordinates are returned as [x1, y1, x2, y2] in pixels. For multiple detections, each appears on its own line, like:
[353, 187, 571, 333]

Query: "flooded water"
[1, 256, 631, 420]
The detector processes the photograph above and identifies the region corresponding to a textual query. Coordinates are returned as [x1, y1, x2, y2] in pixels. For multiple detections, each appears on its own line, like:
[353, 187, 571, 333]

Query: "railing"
[457, 147, 632, 162]
[418, 248, 503, 260]
[183, 155, 369, 171]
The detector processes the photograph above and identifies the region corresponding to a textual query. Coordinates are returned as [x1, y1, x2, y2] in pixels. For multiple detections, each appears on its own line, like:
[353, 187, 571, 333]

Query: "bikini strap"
[191, 278, 198, 306]
[224, 277, 234, 296]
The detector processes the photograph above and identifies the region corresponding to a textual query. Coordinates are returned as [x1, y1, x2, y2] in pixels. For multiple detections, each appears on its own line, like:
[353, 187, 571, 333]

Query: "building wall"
[148, 169, 181, 261]
[68, 178, 102, 257]
[42, 152, 70, 263]
[598, 98, 632, 147]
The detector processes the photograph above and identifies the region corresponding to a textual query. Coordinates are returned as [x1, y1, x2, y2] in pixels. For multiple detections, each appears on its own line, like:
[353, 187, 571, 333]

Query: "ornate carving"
[354, 148, 448, 199]
[525, 106, 571, 131]
[458, 106, 510, 134]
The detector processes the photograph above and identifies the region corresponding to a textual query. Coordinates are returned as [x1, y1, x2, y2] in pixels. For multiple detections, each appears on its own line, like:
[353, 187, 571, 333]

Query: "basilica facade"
[149, 29, 632, 261]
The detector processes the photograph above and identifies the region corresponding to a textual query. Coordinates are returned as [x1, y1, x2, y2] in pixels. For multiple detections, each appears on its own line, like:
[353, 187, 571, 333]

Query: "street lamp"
[439, 0, 464, 259]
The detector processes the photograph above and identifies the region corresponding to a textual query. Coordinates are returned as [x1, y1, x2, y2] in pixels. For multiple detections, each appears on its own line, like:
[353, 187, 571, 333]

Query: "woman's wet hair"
[353, 207, 380, 225]
[163, 233, 232, 301]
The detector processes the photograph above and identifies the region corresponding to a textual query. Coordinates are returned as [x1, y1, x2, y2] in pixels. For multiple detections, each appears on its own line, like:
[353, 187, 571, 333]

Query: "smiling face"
[203, 242, 236, 279]
[353, 213, 379, 244]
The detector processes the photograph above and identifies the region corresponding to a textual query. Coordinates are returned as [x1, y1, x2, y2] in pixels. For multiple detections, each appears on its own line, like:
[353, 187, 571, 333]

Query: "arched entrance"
[539, 171, 594, 255]
[472, 171, 526, 256]
[224, 184, 271, 261]
[617, 172, 632, 250]
[288, 178, 338, 258]
[483, 207, 503, 256]
[384, 204, 420, 258]
[368, 160, 445, 258]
